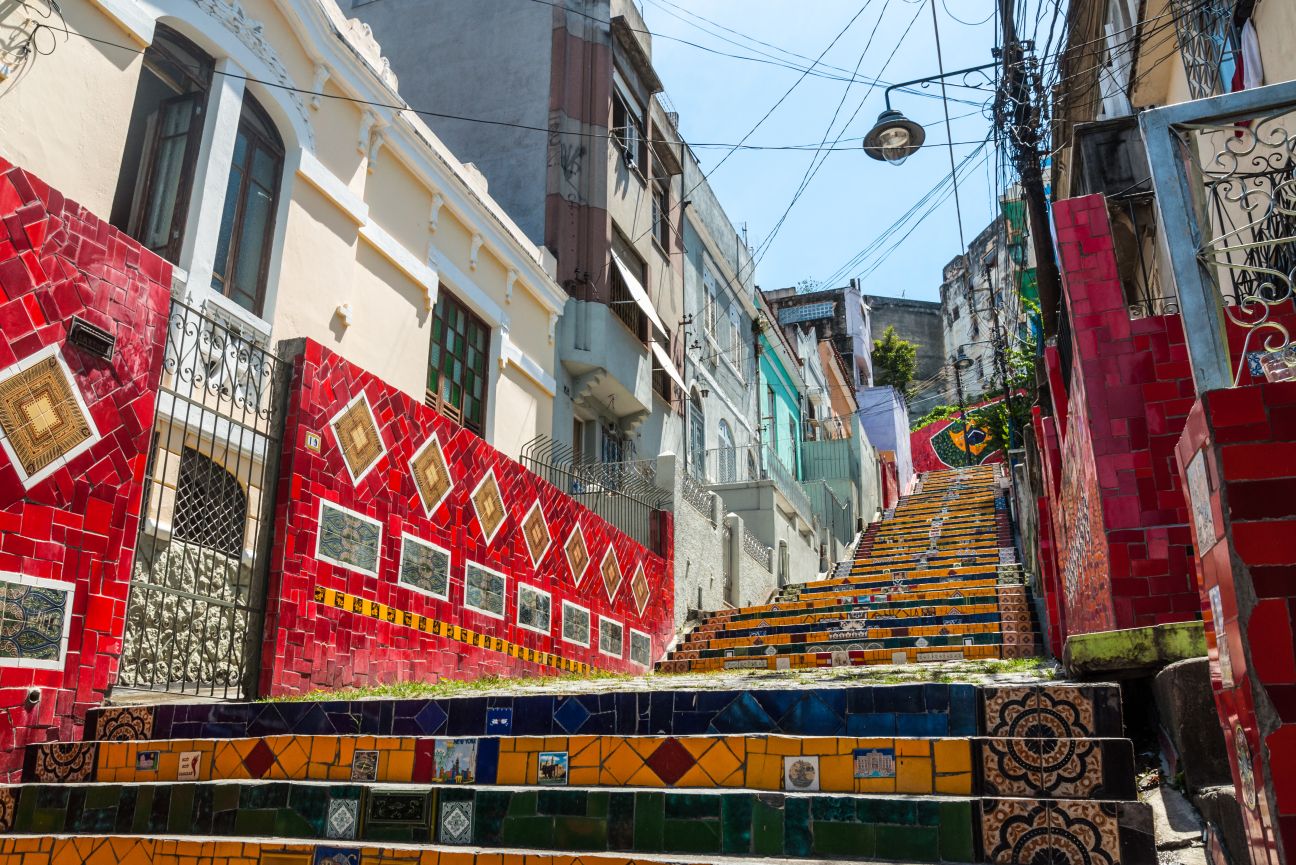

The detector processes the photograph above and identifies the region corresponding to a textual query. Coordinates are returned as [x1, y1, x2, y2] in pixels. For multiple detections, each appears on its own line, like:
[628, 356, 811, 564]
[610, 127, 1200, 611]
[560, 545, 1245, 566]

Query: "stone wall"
[0, 160, 170, 776]
[261, 340, 675, 695]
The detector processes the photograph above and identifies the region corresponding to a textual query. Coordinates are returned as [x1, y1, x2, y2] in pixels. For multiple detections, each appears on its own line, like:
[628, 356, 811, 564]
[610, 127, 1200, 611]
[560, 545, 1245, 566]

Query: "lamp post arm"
[882, 61, 1000, 111]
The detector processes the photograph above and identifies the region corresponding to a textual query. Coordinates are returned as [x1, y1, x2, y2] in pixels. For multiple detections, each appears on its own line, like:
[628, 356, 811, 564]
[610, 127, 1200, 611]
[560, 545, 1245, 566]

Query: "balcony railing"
[520, 436, 667, 552]
[700, 445, 814, 523]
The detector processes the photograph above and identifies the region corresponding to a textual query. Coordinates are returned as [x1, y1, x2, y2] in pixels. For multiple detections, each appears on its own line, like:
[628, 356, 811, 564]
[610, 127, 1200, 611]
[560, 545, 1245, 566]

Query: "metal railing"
[680, 471, 715, 524]
[520, 436, 667, 552]
[805, 479, 854, 559]
[743, 528, 772, 572]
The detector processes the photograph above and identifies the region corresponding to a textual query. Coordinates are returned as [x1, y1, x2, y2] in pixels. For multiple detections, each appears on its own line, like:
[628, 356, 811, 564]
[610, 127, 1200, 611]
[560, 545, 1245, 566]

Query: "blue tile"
[511, 698, 552, 736]
[896, 713, 947, 737]
[874, 685, 924, 714]
[484, 707, 513, 735]
[554, 697, 591, 734]
[752, 691, 799, 729]
[413, 701, 449, 735]
[780, 694, 842, 736]
[475, 738, 500, 784]
[614, 694, 639, 735]
[949, 686, 978, 736]
[923, 684, 950, 713]
[846, 712, 897, 736]
[672, 711, 711, 735]
[846, 688, 875, 715]
[449, 698, 487, 735]
[709, 692, 775, 734]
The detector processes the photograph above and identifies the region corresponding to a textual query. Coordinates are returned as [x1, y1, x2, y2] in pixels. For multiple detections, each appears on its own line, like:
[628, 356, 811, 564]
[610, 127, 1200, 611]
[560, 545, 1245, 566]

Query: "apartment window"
[652, 329, 673, 402]
[211, 95, 284, 315]
[601, 427, 627, 464]
[767, 386, 778, 451]
[717, 419, 736, 483]
[951, 304, 961, 322]
[702, 262, 719, 339]
[426, 289, 490, 437]
[688, 390, 705, 480]
[726, 304, 742, 368]
[652, 176, 670, 250]
[111, 25, 214, 263]
[611, 71, 647, 172]
[609, 232, 649, 341]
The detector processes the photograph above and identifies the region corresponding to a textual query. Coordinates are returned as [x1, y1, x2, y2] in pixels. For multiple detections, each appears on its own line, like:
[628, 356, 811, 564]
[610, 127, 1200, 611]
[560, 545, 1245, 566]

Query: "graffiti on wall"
[910, 397, 1009, 473]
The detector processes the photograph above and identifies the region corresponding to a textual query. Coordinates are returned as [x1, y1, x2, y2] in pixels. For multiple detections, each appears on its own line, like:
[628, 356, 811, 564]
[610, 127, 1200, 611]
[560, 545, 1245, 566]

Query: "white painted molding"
[309, 63, 330, 109]
[429, 192, 445, 232]
[296, 149, 368, 225]
[470, 233, 484, 271]
[86, 0, 154, 44]
[549, 313, 558, 345]
[358, 110, 379, 156]
[505, 269, 517, 305]
[501, 335, 557, 396]
[366, 127, 385, 174]
[358, 221, 439, 299]
[436, 249, 502, 328]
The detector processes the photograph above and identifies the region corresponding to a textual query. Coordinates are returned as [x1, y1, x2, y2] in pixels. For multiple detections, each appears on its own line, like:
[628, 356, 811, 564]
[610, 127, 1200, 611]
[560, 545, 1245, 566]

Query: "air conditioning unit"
[1071, 115, 1151, 198]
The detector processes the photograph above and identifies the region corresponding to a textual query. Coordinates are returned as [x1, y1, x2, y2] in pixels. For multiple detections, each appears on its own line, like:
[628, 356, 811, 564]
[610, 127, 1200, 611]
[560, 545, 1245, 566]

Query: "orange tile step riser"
[55, 734, 982, 796]
[690, 622, 1014, 652]
[776, 579, 1007, 605]
[705, 585, 1023, 619]
[693, 603, 1005, 634]
[659, 642, 1026, 673]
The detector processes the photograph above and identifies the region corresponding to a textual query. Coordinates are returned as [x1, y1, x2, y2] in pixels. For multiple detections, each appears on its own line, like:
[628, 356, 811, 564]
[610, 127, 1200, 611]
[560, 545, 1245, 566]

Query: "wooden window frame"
[426, 288, 492, 437]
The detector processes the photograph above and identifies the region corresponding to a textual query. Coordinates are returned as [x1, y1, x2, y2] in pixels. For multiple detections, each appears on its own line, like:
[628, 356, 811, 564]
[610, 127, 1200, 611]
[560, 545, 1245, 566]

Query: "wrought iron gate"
[1142, 78, 1296, 391]
[118, 299, 288, 699]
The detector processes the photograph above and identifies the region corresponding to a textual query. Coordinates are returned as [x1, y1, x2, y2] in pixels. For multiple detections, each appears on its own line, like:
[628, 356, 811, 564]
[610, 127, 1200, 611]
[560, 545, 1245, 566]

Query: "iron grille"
[1168, 0, 1236, 102]
[118, 298, 287, 700]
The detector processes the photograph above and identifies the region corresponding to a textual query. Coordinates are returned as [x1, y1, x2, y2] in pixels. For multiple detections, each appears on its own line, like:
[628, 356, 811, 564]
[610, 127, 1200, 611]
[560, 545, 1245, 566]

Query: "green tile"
[554, 815, 608, 851]
[721, 794, 753, 855]
[812, 796, 857, 823]
[274, 806, 319, 840]
[938, 801, 975, 863]
[473, 790, 510, 844]
[212, 785, 240, 812]
[13, 788, 37, 833]
[784, 798, 813, 857]
[587, 791, 609, 819]
[500, 815, 556, 848]
[234, 808, 278, 837]
[166, 785, 195, 835]
[84, 785, 119, 811]
[859, 798, 918, 825]
[661, 817, 721, 854]
[813, 821, 876, 858]
[608, 792, 635, 850]
[130, 786, 155, 834]
[752, 795, 785, 857]
[875, 824, 941, 861]
[538, 789, 586, 817]
[507, 790, 538, 817]
[633, 792, 664, 850]
[665, 792, 719, 819]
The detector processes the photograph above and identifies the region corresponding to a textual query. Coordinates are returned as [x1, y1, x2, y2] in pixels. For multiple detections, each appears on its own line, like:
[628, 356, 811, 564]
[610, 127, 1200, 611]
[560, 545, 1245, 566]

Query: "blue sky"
[640, 0, 1014, 302]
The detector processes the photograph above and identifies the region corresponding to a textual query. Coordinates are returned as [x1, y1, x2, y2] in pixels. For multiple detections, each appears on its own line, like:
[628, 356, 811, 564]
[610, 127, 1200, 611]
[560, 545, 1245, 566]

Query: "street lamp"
[950, 349, 975, 466]
[863, 61, 998, 164]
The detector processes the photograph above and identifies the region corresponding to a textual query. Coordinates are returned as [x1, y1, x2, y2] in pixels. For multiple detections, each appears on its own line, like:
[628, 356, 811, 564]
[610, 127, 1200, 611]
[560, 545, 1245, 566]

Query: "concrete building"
[862, 294, 945, 415]
[763, 280, 874, 402]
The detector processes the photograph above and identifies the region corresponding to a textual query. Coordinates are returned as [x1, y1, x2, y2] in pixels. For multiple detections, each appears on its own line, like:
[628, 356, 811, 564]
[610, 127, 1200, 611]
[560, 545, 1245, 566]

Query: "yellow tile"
[933, 739, 971, 774]
[625, 737, 660, 758]
[673, 764, 713, 789]
[600, 741, 644, 786]
[495, 752, 528, 785]
[567, 765, 600, 786]
[763, 736, 801, 756]
[894, 739, 931, 757]
[277, 740, 309, 779]
[895, 756, 933, 794]
[543, 737, 569, 752]
[745, 754, 781, 790]
[856, 774, 897, 794]
[213, 743, 245, 780]
[624, 765, 664, 787]
[799, 738, 841, 757]
[818, 754, 853, 792]
[387, 750, 415, 782]
[696, 741, 741, 785]
[935, 770, 973, 795]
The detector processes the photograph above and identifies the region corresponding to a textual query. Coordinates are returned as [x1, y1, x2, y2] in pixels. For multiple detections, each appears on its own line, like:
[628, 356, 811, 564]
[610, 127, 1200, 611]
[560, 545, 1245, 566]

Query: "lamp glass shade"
[863, 110, 926, 165]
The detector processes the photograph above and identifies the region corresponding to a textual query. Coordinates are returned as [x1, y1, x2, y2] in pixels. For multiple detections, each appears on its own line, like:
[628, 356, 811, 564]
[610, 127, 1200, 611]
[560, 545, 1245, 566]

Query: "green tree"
[871, 325, 918, 394]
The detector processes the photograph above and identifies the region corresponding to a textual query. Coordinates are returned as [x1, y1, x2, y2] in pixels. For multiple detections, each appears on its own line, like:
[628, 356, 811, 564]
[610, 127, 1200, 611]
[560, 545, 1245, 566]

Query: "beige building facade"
[0, 0, 566, 459]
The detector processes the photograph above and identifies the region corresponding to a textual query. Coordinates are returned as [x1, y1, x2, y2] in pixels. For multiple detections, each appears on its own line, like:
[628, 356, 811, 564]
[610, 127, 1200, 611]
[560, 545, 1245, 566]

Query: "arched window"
[172, 447, 248, 558]
[688, 390, 706, 480]
[211, 94, 284, 315]
[111, 25, 214, 262]
[717, 419, 736, 483]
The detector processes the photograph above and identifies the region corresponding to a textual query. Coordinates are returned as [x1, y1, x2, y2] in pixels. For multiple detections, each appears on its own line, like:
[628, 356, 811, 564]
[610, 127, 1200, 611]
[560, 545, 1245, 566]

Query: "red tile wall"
[1176, 380, 1296, 865]
[260, 340, 675, 695]
[0, 160, 169, 778]
[1044, 194, 1201, 638]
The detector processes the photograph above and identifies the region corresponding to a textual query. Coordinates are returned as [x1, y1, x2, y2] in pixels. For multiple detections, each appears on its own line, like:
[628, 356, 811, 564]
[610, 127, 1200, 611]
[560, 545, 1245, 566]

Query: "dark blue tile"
[511, 698, 552, 736]
[672, 711, 711, 735]
[449, 697, 487, 735]
[846, 712, 896, 736]
[709, 692, 775, 734]
[780, 694, 842, 736]
[874, 685, 924, 714]
[923, 684, 950, 712]
[949, 686, 978, 736]
[846, 688, 876, 714]
[485, 706, 513, 735]
[649, 692, 673, 734]
[614, 693, 638, 735]
[752, 691, 799, 729]
[554, 697, 592, 734]
[413, 701, 449, 735]
[476, 738, 500, 784]
[896, 713, 947, 737]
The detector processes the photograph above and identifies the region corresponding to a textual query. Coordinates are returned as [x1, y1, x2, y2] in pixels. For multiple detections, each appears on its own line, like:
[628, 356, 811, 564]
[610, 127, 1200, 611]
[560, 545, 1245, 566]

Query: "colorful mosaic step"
[83, 683, 1123, 743]
[663, 466, 1037, 673]
[22, 733, 1135, 800]
[0, 782, 1153, 862]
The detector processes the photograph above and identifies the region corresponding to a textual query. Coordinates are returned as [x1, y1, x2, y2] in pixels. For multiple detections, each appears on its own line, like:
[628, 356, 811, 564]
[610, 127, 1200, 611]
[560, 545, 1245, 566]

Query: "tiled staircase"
[658, 466, 1037, 674]
[0, 467, 1154, 864]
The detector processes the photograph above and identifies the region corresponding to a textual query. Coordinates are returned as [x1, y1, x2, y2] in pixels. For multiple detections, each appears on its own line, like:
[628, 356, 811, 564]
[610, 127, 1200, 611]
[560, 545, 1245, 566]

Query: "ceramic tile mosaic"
[329, 393, 384, 483]
[408, 431, 453, 516]
[629, 630, 651, 668]
[264, 339, 674, 693]
[599, 548, 623, 602]
[561, 601, 591, 648]
[325, 798, 358, 840]
[598, 617, 623, 658]
[315, 501, 382, 576]
[438, 799, 473, 845]
[397, 535, 450, 600]
[0, 346, 99, 486]
[0, 160, 171, 779]
[516, 582, 552, 634]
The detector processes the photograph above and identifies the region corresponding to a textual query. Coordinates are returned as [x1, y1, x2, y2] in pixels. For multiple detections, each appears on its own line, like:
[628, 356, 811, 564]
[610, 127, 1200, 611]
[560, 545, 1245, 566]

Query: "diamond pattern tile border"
[409, 430, 454, 516]
[328, 392, 386, 484]
[470, 469, 507, 545]
[522, 500, 552, 567]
